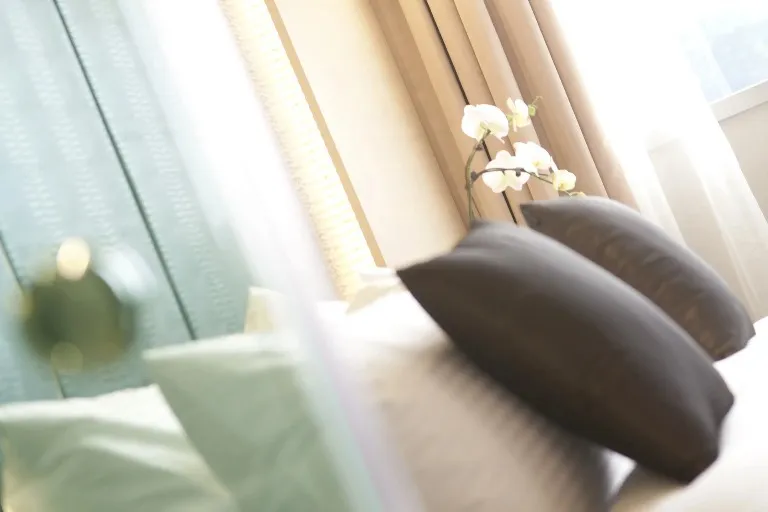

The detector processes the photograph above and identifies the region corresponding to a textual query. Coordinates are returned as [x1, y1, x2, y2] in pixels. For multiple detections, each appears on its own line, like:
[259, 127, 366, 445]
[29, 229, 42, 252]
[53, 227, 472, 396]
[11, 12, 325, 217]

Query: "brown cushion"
[397, 222, 734, 483]
[521, 197, 753, 360]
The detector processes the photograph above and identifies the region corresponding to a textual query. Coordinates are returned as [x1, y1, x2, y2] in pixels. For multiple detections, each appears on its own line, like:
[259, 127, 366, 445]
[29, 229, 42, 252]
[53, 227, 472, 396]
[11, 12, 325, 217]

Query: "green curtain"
[0, 0, 251, 400]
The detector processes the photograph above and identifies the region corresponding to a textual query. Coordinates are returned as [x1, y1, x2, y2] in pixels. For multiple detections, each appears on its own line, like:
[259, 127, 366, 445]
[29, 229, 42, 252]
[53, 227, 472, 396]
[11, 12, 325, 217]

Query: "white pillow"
[244, 287, 288, 333]
[357, 266, 398, 283]
[0, 386, 235, 512]
[169, 283, 629, 511]
[244, 286, 348, 332]
[347, 268, 404, 312]
[613, 330, 768, 511]
[144, 333, 398, 511]
[334, 290, 627, 511]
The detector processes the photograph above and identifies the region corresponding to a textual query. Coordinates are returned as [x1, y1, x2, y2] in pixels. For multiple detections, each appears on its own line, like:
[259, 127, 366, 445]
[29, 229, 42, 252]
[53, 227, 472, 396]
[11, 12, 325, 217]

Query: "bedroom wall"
[265, 0, 768, 272]
[268, 0, 466, 268]
[720, 100, 768, 220]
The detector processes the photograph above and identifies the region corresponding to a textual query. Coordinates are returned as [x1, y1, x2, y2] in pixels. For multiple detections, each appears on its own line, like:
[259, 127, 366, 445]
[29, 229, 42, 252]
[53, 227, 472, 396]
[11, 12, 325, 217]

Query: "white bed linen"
[0, 386, 235, 512]
[614, 319, 768, 511]
[321, 291, 623, 510]
[245, 282, 629, 510]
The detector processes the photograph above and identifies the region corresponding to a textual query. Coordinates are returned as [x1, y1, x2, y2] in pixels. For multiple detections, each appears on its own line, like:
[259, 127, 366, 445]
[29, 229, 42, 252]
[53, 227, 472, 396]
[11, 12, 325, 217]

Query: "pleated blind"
[219, 0, 377, 300]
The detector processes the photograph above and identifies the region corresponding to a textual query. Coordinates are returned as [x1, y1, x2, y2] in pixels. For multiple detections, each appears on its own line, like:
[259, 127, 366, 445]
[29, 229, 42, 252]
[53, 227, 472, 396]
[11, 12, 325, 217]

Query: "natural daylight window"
[678, 0, 768, 102]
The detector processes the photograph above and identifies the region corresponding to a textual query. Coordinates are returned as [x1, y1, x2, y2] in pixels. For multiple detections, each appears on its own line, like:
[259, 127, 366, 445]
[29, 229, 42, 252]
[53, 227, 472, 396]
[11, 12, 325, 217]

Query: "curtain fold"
[506, 0, 638, 207]
[371, 0, 637, 226]
[549, 0, 768, 319]
[446, 0, 556, 204]
[484, 0, 606, 200]
[372, 0, 768, 318]
[370, 0, 516, 223]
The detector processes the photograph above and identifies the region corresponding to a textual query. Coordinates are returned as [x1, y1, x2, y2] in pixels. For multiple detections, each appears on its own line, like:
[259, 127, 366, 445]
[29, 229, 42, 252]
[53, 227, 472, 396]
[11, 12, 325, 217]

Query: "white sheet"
[0, 386, 235, 512]
[614, 321, 768, 511]
[335, 291, 622, 511]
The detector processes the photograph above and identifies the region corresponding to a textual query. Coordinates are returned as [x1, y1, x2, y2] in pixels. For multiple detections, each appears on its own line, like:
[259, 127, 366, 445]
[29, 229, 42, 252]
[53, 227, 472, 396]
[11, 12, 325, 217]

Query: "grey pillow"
[397, 222, 734, 483]
[521, 197, 754, 360]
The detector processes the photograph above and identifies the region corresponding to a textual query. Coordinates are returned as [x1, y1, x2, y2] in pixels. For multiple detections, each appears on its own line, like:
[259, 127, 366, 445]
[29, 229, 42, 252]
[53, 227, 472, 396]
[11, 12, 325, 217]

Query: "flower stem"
[473, 168, 579, 196]
[472, 167, 553, 185]
[464, 131, 489, 223]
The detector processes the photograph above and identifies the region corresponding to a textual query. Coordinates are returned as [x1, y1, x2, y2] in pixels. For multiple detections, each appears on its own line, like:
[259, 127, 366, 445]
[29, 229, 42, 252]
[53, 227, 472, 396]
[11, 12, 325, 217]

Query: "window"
[679, 0, 768, 102]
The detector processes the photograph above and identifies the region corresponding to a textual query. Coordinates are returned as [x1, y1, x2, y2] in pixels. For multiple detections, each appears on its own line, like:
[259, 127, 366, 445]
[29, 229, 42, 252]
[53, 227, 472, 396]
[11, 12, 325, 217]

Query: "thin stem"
[473, 167, 544, 180]
[473, 168, 580, 196]
[464, 131, 489, 223]
[473, 167, 554, 186]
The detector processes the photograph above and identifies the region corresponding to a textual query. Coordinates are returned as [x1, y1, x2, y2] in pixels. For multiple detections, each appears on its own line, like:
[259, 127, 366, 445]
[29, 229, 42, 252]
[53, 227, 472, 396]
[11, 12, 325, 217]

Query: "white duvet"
[246, 286, 768, 511]
[614, 318, 768, 511]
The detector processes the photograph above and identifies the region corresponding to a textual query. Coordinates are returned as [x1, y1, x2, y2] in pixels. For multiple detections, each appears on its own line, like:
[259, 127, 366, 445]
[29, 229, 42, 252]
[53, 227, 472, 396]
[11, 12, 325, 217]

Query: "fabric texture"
[336, 290, 628, 511]
[144, 334, 386, 512]
[347, 267, 405, 312]
[243, 286, 348, 332]
[242, 284, 629, 510]
[371, 0, 768, 327]
[0, 386, 235, 512]
[59, 0, 253, 341]
[369, 0, 636, 224]
[614, 318, 768, 511]
[398, 222, 733, 483]
[0, 0, 194, 398]
[243, 287, 289, 333]
[522, 197, 754, 360]
[550, 0, 768, 321]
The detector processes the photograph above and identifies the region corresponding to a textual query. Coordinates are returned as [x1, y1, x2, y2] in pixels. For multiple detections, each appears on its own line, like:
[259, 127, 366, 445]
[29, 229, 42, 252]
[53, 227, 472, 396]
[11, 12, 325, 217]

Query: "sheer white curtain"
[548, 0, 768, 320]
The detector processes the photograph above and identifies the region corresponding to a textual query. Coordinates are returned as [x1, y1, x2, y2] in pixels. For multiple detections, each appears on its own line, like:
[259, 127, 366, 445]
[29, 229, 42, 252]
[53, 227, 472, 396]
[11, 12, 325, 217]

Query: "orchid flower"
[461, 104, 509, 141]
[482, 150, 531, 192]
[552, 169, 577, 191]
[460, 100, 582, 222]
[513, 142, 553, 173]
[506, 98, 532, 132]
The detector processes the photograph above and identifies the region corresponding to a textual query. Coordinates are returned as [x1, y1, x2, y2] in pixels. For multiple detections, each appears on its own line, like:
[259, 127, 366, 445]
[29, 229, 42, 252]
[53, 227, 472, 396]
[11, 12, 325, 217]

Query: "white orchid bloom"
[461, 104, 509, 141]
[552, 169, 577, 192]
[481, 170, 512, 193]
[482, 150, 531, 192]
[513, 142, 553, 173]
[506, 98, 532, 132]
